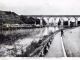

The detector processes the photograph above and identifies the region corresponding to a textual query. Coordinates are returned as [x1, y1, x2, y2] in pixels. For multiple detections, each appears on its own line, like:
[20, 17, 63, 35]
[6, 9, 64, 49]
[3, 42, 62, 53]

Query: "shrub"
[16, 41, 40, 57]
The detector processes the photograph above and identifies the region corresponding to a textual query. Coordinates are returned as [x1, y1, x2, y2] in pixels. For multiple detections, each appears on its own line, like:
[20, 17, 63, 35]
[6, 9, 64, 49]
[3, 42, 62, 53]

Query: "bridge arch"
[25, 15, 80, 27]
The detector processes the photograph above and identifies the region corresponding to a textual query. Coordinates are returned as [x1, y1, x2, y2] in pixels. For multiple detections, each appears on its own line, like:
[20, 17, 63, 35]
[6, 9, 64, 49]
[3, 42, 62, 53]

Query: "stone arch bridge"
[26, 15, 80, 27]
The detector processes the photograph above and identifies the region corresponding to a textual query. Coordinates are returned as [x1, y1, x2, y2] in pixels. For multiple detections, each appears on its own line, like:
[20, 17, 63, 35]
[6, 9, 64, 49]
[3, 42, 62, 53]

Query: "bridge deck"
[25, 15, 80, 17]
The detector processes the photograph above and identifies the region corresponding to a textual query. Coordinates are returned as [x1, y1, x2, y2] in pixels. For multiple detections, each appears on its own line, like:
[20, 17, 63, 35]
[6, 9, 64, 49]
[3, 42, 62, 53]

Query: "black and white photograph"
[0, 0, 80, 59]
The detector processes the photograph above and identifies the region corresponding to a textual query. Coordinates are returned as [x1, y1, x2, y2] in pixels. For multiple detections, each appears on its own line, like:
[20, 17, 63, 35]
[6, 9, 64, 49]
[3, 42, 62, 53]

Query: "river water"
[0, 27, 59, 56]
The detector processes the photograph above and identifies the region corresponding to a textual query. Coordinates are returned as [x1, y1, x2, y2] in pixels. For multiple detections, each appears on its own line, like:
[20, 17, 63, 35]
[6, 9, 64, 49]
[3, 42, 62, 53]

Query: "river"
[0, 27, 59, 56]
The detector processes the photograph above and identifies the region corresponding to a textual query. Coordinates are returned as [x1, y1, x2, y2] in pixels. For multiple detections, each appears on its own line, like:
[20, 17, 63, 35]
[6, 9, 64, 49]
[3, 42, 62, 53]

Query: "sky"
[0, 0, 80, 15]
[0, 0, 80, 22]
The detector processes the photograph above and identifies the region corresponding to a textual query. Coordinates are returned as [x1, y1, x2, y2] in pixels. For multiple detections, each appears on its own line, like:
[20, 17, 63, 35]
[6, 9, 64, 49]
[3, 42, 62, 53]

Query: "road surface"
[63, 27, 80, 57]
[46, 27, 80, 57]
[46, 32, 64, 57]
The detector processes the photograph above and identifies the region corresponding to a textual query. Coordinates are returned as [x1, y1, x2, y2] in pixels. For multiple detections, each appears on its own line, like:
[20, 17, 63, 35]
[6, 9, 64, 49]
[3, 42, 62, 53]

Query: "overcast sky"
[0, 0, 80, 15]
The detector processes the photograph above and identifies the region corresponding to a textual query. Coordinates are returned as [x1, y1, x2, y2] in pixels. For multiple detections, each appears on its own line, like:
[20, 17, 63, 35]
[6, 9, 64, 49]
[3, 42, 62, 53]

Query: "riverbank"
[0, 26, 45, 31]
[0, 27, 58, 57]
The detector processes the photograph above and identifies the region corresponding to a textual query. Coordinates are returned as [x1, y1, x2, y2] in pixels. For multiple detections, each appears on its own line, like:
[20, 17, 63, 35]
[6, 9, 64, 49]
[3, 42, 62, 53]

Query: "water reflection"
[0, 27, 59, 56]
[0, 27, 59, 45]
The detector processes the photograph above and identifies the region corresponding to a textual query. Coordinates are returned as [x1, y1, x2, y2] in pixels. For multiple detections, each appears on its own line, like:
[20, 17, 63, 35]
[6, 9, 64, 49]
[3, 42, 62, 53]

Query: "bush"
[16, 41, 40, 57]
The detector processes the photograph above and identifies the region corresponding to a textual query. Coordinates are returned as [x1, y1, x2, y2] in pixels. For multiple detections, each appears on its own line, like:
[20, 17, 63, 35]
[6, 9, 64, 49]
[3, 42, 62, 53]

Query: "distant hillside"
[0, 10, 47, 27]
[0, 11, 23, 25]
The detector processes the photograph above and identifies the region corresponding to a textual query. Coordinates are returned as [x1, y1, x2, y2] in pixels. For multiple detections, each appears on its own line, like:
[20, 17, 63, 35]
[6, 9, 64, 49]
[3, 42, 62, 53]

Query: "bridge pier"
[34, 17, 37, 26]
[75, 17, 78, 26]
[34, 20, 36, 26]
[54, 17, 56, 27]
[52, 19, 54, 25]
[40, 17, 43, 27]
[47, 17, 50, 26]
[60, 18, 64, 29]
[68, 17, 71, 27]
